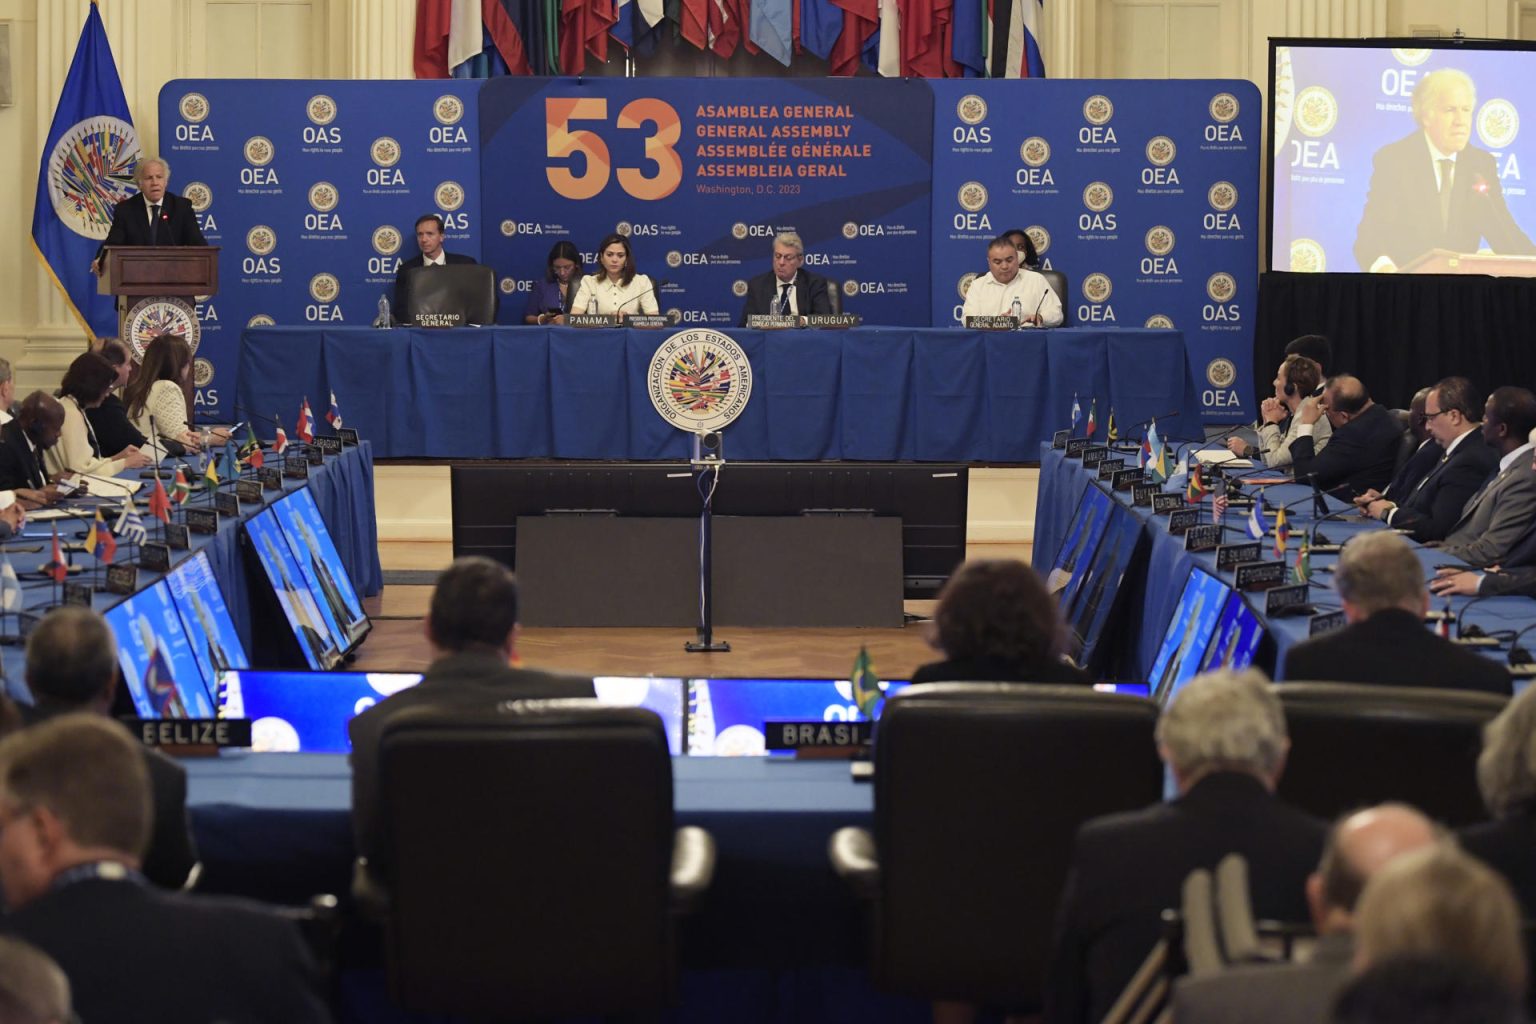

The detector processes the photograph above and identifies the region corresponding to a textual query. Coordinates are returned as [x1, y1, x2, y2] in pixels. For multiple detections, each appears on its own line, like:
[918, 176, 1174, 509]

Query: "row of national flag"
[414, 0, 1044, 77]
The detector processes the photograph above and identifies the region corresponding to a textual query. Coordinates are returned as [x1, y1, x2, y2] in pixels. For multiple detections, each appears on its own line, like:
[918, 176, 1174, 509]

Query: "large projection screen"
[1268, 38, 1536, 276]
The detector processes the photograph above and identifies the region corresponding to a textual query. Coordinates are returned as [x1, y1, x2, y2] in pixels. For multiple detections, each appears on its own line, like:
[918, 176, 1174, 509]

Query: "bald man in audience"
[1289, 376, 1402, 499]
[1173, 803, 1439, 1024]
[1282, 532, 1511, 694]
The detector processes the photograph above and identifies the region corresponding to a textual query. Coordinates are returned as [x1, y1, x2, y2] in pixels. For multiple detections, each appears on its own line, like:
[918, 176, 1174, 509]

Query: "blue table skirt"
[1034, 446, 1536, 680]
[239, 326, 1201, 461]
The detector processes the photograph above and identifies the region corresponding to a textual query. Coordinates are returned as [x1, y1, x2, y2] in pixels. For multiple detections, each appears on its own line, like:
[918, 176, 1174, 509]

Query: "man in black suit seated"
[0, 393, 65, 509]
[1373, 386, 1441, 499]
[1045, 669, 1327, 1024]
[90, 157, 207, 274]
[1173, 803, 1438, 1024]
[737, 231, 833, 325]
[350, 557, 595, 876]
[1289, 375, 1402, 499]
[391, 213, 478, 323]
[1354, 68, 1536, 273]
[1359, 377, 1497, 541]
[20, 607, 198, 889]
[0, 715, 331, 1023]
[1281, 531, 1510, 693]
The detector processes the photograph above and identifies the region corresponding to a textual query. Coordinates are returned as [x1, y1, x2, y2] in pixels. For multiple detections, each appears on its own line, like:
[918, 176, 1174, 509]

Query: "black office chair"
[1039, 269, 1069, 324]
[825, 277, 843, 315]
[353, 701, 716, 1018]
[1389, 408, 1416, 479]
[1275, 682, 1508, 827]
[829, 683, 1162, 1011]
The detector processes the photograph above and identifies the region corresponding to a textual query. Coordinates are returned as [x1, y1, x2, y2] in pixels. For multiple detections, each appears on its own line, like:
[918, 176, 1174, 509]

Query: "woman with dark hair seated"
[86, 340, 150, 456]
[569, 233, 658, 321]
[910, 559, 1091, 685]
[524, 241, 583, 326]
[46, 352, 150, 478]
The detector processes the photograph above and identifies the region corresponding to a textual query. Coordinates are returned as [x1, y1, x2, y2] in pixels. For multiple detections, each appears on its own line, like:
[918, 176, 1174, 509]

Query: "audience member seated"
[1285, 333, 1332, 389]
[1434, 387, 1536, 569]
[85, 340, 150, 458]
[0, 393, 65, 509]
[123, 334, 206, 456]
[1289, 375, 1402, 499]
[20, 607, 198, 889]
[737, 231, 834, 324]
[1357, 377, 1495, 541]
[1003, 226, 1041, 268]
[1280, 531, 1511, 694]
[1332, 955, 1526, 1024]
[1432, 449, 1536, 600]
[1044, 669, 1326, 1024]
[0, 935, 72, 1024]
[1460, 684, 1536, 919]
[1369, 385, 1441, 501]
[0, 715, 331, 1023]
[909, 559, 1090, 685]
[569, 233, 658, 320]
[1230, 354, 1331, 467]
[43, 352, 149, 480]
[960, 235, 1064, 327]
[0, 357, 16, 426]
[1351, 842, 1527, 1001]
[523, 239, 583, 326]
[349, 557, 596, 877]
[1173, 803, 1438, 1024]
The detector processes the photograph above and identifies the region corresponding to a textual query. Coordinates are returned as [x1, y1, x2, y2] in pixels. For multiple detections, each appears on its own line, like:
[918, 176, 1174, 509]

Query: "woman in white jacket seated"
[124, 333, 207, 456]
[569, 233, 659, 321]
[44, 351, 150, 480]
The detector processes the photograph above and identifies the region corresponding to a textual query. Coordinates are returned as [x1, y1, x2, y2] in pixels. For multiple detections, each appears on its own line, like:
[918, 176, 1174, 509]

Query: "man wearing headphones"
[1229, 355, 1331, 468]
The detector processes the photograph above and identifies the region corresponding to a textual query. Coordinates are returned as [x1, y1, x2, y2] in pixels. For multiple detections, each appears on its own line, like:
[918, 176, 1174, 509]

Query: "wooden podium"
[96, 246, 219, 359]
[1398, 248, 1536, 277]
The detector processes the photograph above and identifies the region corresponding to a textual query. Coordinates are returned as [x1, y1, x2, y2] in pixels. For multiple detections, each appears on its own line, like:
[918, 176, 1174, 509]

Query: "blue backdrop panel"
[1272, 45, 1536, 273]
[928, 80, 1261, 425]
[478, 77, 934, 328]
[158, 81, 483, 420]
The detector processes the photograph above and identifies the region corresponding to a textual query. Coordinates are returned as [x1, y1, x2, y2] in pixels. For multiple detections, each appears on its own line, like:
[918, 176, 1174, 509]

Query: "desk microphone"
[615, 277, 671, 317]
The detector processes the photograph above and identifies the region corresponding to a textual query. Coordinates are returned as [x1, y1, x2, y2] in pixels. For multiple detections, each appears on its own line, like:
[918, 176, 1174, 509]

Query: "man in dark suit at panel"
[1174, 803, 1439, 1024]
[1281, 531, 1509, 693]
[0, 394, 65, 509]
[390, 213, 477, 323]
[1432, 387, 1536, 568]
[1369, 386, 1441, 502]
[738, 231, 833, 325]
[1045, 670, 1327, 1024]
[1354, 68, 1536, 273]
[90, 157, 207, 273]
[1360, 377, 1497, 541]
[0, 715, 331, 1024]
[20, 607, 199, 889]
[1289, 376, 1402, 499]
[350, 557, 595, 875]
[1432, 433, 1536, 599]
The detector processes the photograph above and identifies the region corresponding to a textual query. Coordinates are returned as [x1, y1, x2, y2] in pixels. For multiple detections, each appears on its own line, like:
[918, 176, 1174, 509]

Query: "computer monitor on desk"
[398, 263, 496, 326]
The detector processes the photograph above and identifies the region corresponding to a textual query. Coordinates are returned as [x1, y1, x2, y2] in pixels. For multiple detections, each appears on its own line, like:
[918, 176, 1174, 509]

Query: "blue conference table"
[1034, 444, 1536, 680]
[238, 325, 1201, 461]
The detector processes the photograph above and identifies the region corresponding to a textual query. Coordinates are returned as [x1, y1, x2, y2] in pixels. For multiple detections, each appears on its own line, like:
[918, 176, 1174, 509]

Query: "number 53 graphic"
[546, 97, 683, 201]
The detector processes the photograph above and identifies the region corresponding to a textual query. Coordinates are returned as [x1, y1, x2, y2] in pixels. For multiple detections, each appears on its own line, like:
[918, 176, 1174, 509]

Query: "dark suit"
[3, 877, 330, 1024]
[19, 703, 198, 888]
[1459, 811, 1536, 920]
[1354, 132, 1536, 271]
[390, 251, 477, 322]
[1045, 772, 1325, 1024]
[1279, 608, 1511, 695]
[1288, 402, 1401, 500]
[349, 649, 595, 871]
[909, 654, 1091, 686]
[97, 192, 207, 261]
[1385, 438, 1443, 501]
[1388, 432, 1500, 542]
[1172, 932, 1354, 1024]
[0, 420, 50, 492]
[86, 393, 147, 457]
[737, 269, 833, 325]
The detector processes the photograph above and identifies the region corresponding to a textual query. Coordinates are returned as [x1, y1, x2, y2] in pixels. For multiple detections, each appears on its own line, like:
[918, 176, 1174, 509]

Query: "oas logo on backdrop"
[1082, 274, 1112, 304]
[309, 274, 340, 304]
[306, 95, 337, 126]
[1083, 95, 1114, 126]
[731, 280, 749, 298]
[1145, 314, 1175, 329]
[434, 95, 465, 125]
[957, 272, 979, 299]
[958, 182, 988, 212]
[185, 182, 213, 213]
[1027, 226, 1051, 258]
[841, 222, 859, 240]
[1020, 137, 1051, 167]
[244, 137, 274, 166]
[1208, 181, 1238, 212]
[308, 182, 339, 213]
[193, 358, 215, 389]
[371, 138, 401, 167]
[731, 223, 749, 240]
[666, 251, 684, 268]
[1478, 100, 1519, 149]
[246, 226, 277, 256]
[1209, 93, 1240, 123]
[436, 182, 464, 211]
[500, 220, 518, 237]
[616, 221, 633, 237]
[957, 95, 988, 125]
[1082, 182, 1114, 213]
[647, 329, 754, 434]
[1145, 226, 1175, 258]
[179, 93, 210, 123]
[372, 226, 402, 256]
[1207, 359, 1238, 390]
[1145, 136, 1176, 167]
[842, 280, 860, 298]
[1206, 272, 1237, 303]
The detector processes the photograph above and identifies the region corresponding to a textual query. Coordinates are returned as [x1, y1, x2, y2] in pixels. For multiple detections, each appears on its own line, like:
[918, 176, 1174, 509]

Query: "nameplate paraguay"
[106, 563, 137, 596]
[186, 508, 219, 535]
[805, 314, 860, 328]
[1152, 493, 1183, 514]
[1266, 583, 1313, 617]
[1235, 561, 1289, 591]
[315, 435, 343, 455]
[965, 315, 1019, 331]
[1183, 524, 1221, 552]
[568, 314, 618, 328]
[131, 718, 253, 750]
[765, 720, 874, 751]
[745, 314, 798, 330]
[1216, 542, 1261, 571]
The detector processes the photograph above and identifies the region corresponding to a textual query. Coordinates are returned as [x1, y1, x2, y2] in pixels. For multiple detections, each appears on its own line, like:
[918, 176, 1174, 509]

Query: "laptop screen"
[105, 579, 218, 719]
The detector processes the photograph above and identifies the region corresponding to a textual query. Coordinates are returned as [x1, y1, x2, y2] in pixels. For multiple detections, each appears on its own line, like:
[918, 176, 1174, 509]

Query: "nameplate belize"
[765, 720, 873, 751]
[130, 718, 252, 750]
[568, 314, 618, 328]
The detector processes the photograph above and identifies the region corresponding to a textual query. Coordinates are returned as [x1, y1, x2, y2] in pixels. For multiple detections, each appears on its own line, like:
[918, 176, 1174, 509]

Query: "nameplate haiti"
[130, 718, 252, 749]
[568, 313, 618, 328]
[1112, 468, 1145, 491]
[1216, 542, 1261, 571]
[1081, 446, 1110, 467]
[765, 720, 873, 750]
[965, 315, 1019, 331]
[805, 314, 859, 328]
[1235, 561, 1288, 591]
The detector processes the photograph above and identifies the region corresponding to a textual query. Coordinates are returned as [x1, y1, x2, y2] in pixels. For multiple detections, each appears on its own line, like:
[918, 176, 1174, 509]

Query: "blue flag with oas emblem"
[31, 3, 139, 340]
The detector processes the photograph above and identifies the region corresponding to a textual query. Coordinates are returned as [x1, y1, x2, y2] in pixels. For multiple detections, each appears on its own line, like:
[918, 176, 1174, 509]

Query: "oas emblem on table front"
[126, 298, 200, 361]
[647, 329, 754, 434]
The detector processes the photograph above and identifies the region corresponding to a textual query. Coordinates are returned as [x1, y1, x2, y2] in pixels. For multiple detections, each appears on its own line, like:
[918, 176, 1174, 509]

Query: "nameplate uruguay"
[1167, 508, 1200, 535]
[1235, 561, 1288, 591]
[131, 718, 252, 750]
[805, 314, 860, 328]
[1183, 524, 1221, 552]
[1152, 493, 1183, 514]
[1266, 583, 1313, 617]
[965, 315, 1019, 331]
[568, 314, 618, 328]
[314, 435, 343, 455]
[1216, 542, 1261, 571]
[765, 720, 873, 751]
[746, 314, 798, 330]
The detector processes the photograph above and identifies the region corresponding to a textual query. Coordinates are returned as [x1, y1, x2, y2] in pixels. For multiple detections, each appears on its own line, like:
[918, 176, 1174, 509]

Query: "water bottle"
[1010, 297, 1023, 323]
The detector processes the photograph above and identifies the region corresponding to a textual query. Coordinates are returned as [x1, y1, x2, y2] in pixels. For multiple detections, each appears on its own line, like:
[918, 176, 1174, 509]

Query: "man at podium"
[1353, 69, 1536, 273]
[90, 157, 206, 274]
